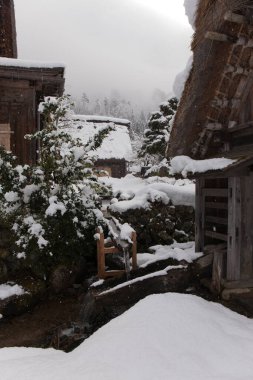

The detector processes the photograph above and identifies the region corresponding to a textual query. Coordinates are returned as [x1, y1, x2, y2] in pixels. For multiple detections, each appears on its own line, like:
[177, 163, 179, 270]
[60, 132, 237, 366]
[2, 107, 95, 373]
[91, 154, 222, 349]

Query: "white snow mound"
[1, 294, 253, 379]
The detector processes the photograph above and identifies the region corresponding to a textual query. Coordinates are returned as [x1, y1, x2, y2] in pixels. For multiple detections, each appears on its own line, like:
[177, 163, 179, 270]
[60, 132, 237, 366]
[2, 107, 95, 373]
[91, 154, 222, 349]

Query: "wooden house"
[69, 115, 133, 178]
[168, 0, 253, 294]
[0, 0, 65, 164]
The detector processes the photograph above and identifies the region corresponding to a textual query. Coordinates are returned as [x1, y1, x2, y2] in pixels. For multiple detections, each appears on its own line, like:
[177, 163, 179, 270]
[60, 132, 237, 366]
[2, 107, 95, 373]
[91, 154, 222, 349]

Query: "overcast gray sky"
[14, 0, 192, 108]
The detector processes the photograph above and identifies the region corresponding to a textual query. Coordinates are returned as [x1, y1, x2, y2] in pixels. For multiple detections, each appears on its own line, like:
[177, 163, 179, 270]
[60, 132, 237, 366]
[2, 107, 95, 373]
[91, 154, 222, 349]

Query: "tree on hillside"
[139, 97, 178, 160]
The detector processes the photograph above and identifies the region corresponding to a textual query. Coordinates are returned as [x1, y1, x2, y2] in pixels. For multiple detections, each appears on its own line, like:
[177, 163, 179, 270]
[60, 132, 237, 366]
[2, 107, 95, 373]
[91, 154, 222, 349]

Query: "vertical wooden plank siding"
[195, 178, 205, 252]
[227, 177, 241, 281]
[240, 173, 253, 279]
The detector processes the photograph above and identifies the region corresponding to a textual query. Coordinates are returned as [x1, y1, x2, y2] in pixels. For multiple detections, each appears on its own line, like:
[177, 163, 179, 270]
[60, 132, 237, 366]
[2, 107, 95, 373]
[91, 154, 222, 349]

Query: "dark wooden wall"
[0, 79, 37, 164]
[95, 159, 127, 178]
[0, 0, 17, 58]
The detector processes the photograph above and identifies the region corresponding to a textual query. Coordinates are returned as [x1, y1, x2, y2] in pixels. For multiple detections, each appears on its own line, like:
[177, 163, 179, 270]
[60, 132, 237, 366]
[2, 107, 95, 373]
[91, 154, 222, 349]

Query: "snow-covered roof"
[73, 115, 131, 127]
[67, 115, 133, 161]
[0, 57, 65, 69]
[170, 156, 236, 178]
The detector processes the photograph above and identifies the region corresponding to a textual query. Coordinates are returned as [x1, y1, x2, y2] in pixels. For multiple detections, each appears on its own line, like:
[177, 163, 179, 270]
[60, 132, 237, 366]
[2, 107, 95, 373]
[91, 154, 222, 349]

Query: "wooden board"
[195, 178, 205, 252]
[227, 177, 241, 281]
[240, 174, 253, 280]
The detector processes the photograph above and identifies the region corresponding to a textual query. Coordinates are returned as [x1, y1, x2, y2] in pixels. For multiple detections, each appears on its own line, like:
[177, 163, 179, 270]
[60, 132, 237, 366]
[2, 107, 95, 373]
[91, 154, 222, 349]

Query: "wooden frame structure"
[96, 229, 137, 279]
[0, 0, 65, 164]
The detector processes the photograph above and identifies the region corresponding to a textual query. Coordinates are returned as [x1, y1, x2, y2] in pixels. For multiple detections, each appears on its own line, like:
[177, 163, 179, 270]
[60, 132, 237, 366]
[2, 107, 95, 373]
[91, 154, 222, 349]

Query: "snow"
[45, 196, 67, 216]
[72, 115, 130, 126]
[172, 1, 198, 99]
[22, 184, 40, 204]
[101, 175, 195, 212]
[66, 117, 133, 161]
[170, 155, 236, 177]
[4, 191, 19, 203]
[184, 0, 199, 29]
[0, 283, 26, 300]
[100, 265, 186, 295]
[90, 279, 105, 288]
[0, 57, 65, 69]
[119, 223, 134, 243]
[136, 241, 202, 268]
[173, 55, 193, 99]
[1, 293, 253, 379]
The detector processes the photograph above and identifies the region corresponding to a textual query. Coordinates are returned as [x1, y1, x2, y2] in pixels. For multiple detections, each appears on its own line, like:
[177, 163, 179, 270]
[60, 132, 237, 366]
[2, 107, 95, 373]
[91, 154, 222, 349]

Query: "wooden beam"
[223, 279, 253, 289]
[205, 202, 228, 209]
[205, 31, 236, 43]
[103, 270, 125, 278]
[206, 123, 224, 131]
[206, 216, 228, 225]
[224, 11, 246, 24]
[228, 121, 253, 133]
[227, 177, 241, 281]
[205, 231, 227, 242]
[195, 179, 205, 252]
[104, 246, 121, 254]
[212, 250, 225, 293]
[203, 188, 228, 197]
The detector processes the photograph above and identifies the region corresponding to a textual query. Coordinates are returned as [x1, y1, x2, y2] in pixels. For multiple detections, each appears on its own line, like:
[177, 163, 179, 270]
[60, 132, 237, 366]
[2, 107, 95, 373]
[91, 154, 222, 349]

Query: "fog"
[14, 0, 192, 109]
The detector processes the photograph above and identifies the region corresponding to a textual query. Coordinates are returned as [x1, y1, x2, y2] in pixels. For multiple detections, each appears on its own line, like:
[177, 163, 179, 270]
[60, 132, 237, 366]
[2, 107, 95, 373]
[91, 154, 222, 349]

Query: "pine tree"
[139, 97, 178, 159]
[0, 96, 111, 279]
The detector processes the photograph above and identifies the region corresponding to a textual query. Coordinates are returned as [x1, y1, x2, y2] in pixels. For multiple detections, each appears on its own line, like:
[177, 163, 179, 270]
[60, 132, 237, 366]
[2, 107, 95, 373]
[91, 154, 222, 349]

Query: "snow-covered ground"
[136, 241, 202, 268]
[100, 174, 195, 212]
[1, 293, 253, 380]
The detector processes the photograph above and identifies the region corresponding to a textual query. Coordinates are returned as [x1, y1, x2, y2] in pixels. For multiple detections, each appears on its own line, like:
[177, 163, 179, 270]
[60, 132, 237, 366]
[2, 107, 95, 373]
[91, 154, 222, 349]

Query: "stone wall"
[110, 201, 195, 252]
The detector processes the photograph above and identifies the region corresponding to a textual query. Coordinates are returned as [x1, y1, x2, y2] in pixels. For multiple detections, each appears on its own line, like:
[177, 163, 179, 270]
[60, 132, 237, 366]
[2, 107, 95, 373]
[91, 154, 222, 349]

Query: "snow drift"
[1, 293, 253, 380]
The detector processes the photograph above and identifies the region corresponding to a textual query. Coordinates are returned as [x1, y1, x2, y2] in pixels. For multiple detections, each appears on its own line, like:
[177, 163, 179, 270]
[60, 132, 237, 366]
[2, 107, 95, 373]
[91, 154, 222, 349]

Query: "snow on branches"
[0, 96, 111, 279]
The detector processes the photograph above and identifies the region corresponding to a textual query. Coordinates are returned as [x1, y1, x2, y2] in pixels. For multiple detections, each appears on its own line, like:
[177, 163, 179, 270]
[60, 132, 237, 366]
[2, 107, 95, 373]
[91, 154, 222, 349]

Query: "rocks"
[110, 201, 195, 251]
[49, 260, 87, 294]
[0, 277, 46, 317]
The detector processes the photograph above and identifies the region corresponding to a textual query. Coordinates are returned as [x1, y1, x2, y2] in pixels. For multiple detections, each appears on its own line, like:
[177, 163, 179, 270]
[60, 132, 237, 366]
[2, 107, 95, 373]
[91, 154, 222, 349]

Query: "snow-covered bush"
[0, 96, 111, 279]
[139, 97, 178, 160]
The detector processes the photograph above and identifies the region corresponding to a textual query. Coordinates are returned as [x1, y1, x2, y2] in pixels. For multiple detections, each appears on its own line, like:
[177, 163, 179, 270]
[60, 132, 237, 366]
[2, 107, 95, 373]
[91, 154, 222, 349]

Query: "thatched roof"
[167, 0, 253, 159]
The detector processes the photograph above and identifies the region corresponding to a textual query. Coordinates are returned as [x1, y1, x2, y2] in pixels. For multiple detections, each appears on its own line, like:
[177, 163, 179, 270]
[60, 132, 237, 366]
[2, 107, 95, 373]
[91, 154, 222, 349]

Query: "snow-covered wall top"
[67, 117, 133, 161]
[0, 57, 65, 69]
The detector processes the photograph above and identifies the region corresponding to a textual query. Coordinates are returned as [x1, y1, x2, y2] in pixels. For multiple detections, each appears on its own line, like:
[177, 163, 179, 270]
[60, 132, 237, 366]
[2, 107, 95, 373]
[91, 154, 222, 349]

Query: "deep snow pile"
[101, 174, 195, 213]
[1, 293, 253, 380]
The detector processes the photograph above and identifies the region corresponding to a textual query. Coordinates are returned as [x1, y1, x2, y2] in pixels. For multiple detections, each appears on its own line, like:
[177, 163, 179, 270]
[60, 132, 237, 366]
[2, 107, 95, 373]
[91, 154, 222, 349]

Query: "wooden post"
[131, 231, 137, 270]
[227, 177, 241, 281]
[195, 178, 205, 252]
[212, 250, 225, 293]
[97, 228, 105, 278]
